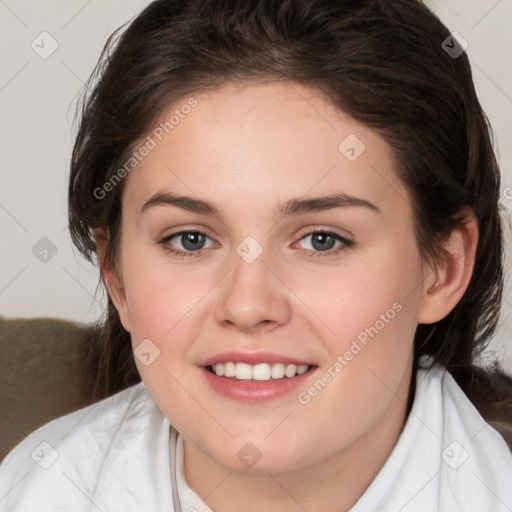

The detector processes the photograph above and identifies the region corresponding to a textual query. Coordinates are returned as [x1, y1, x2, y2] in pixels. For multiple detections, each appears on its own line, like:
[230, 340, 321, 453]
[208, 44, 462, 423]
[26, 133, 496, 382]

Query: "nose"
[214, 246, 292, 333]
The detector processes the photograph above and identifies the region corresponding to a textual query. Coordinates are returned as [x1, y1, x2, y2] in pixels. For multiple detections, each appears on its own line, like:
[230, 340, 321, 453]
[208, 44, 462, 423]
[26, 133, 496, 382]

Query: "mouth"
[206, 362, 313, 381]
[199, 353, 317, 401]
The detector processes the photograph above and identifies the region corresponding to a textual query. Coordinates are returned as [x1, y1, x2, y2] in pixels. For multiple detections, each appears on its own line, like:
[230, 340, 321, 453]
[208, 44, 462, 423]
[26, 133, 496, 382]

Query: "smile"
[208, 362, 311, 381]
[199, 351, 317, 401]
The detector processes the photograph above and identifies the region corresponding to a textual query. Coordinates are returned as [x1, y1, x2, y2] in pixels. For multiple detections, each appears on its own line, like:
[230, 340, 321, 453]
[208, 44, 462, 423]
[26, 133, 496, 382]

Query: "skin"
[97, 81, 478, 511]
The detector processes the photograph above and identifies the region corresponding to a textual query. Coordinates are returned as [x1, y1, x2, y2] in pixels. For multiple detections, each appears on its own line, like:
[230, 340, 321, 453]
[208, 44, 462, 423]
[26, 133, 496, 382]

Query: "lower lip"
[200, 366, 316, 402]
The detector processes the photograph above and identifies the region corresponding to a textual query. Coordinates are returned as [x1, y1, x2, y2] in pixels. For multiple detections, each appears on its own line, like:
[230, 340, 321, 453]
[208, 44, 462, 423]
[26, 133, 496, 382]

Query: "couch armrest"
[0, 315, 96, 460]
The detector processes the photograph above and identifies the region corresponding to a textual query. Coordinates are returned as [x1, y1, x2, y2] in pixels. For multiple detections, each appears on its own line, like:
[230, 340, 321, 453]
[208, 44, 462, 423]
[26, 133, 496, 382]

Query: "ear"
[95, 228, 131, 332]
[417, 207, 479, 324]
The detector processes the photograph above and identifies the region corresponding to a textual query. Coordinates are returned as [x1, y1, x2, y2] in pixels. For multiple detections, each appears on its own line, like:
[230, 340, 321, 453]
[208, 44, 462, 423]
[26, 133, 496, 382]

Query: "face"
[106, 81, 430, 473]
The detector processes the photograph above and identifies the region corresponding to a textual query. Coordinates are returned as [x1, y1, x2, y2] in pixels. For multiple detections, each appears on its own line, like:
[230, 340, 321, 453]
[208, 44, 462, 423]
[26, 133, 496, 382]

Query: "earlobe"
[95, 228, 131, 332]
[417, 208, 479, 324]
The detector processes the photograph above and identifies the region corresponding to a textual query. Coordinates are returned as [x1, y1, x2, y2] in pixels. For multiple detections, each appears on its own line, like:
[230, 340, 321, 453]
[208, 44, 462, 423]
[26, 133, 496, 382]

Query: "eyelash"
[159, 229, 215, 258]
[158, 229, 353, 259]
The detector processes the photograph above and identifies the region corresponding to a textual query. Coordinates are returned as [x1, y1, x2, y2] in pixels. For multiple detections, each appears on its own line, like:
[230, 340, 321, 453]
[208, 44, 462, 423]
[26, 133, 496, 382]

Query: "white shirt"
[1, 361, 511, 511]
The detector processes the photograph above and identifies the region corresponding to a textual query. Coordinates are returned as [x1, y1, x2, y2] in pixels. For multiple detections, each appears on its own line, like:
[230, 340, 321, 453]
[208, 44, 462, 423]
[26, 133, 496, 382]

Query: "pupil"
[182, 232, 205, 250]
[312, 233, 335, 251]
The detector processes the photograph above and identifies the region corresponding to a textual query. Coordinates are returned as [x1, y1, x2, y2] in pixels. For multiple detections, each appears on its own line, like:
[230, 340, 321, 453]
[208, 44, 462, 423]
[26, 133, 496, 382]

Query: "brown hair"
[69, 0, 512, 446]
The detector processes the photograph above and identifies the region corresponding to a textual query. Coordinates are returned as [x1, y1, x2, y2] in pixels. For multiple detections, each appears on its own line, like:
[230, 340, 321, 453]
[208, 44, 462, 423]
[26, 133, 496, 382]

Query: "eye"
[158, 228, 353, 258]
[159, 230, 216, 257]
[295, 229, 353, 257]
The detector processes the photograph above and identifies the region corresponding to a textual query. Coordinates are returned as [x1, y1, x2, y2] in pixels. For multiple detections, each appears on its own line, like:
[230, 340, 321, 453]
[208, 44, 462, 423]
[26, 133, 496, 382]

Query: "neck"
[182, 367, 414, 512]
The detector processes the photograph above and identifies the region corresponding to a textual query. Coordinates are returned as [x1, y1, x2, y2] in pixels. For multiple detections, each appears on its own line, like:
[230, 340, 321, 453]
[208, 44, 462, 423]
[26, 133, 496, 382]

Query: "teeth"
[296, 365, 309, 375]
[271, 363, 285, 379]
[210, 362, 310, 381]
[284, 364, 297, 378]
[253, 363, 271, 381]
[224, 362, 236, 377]
[235, 363, 252, 380]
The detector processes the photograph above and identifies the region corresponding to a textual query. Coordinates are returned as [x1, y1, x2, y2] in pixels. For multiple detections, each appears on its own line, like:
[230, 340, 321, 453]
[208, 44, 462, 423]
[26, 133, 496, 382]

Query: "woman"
[1, 1, 511, 510]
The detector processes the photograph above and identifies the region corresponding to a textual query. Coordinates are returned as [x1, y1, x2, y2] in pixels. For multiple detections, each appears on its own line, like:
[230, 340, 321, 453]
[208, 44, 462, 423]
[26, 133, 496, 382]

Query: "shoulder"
[1, 381, 151, 466]
[0, 382, 170, 511]
[425, 363, 512, 449]
[417, 361, 512, 456]
[417, 361, 512, 509]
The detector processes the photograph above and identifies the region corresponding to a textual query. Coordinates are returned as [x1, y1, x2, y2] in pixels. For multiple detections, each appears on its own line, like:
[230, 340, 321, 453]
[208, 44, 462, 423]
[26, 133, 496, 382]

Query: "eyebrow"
[140, 191, 380, 217]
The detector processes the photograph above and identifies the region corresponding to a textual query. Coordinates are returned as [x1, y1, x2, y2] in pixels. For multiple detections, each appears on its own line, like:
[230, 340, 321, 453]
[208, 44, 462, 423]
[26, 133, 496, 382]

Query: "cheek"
[288, 243, 422, 426]
[289, 242, 422, 351]
[120, 242, 208, 340]
[297, 244, 421, 412]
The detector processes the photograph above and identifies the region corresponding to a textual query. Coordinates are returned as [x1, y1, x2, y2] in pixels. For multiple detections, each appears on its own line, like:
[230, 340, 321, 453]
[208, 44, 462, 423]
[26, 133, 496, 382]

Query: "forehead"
[122, 81, 409, 220]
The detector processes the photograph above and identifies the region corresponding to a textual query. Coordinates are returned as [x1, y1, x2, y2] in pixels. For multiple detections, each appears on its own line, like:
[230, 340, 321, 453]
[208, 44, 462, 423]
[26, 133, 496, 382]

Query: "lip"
[200, 366, 317, 402]
[199, 350, 313, 367]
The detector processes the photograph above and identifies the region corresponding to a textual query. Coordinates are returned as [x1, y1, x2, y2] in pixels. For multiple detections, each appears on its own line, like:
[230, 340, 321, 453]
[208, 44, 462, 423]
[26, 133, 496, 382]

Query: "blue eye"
[159, 230, 215, 257]
[158, 229, 353, 258]
[296, 230, 353, 257]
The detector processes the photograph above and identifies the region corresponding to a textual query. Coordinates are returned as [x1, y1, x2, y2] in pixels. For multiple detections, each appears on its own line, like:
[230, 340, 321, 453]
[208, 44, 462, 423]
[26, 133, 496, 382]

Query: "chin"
[201, 437, 314, 474]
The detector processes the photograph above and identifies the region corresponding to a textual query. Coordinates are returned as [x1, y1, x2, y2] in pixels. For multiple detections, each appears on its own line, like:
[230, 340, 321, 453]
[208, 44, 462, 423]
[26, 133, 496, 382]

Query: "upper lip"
[199, 351, 314, 367]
